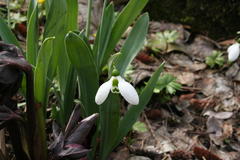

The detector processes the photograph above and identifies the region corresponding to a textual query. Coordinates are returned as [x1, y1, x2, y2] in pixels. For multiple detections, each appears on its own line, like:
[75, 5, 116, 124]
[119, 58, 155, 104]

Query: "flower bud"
[111, 68, 120, 76]
[228, 43, 240, 62]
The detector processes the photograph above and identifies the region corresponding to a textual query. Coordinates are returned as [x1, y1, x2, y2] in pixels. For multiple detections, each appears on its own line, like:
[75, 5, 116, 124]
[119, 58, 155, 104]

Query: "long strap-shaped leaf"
[58, 0, 78, 125]
[26, 0, 39, 65]
[113, 63, 164, 147]
[99, 93, 120, 160]
[43, 0, 67, 38]
[100, 0, 148, 68]
[116, 13, 149, 75]
[34, 37, 55, 105]
[57, 0, 78, 93]
[0, 18, 20, 48]
[43, 0, 67, 83]
[65, 32, 99, 116]
[33, 37, 55, 160]
[93, 3, 115, 69]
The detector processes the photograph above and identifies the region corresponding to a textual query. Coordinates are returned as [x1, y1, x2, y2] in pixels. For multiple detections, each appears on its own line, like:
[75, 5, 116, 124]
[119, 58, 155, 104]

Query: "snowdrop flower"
[95, 69, 139, 105]
[228, 43, 240, 62]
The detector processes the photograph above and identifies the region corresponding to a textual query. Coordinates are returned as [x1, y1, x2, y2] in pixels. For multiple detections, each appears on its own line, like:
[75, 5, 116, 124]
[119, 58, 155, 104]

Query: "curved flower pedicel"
[95, 70, 139, 105]
[228, 43, 240, 62]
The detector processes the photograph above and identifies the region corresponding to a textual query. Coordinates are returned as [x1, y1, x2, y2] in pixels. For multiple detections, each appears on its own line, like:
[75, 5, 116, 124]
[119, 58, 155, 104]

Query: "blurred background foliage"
[145, 0, 240, 40]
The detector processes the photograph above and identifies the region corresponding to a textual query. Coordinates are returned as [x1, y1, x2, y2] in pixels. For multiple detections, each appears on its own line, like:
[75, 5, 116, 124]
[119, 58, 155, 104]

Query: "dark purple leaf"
[65, 105, 81, 137]
[48, 132, 64, 153]
[59, 146, 89, 159]
[0, 105, 22, 129]
[49, 113, 98, 160]
[52, 121, 61, 140]
[65, 144, 83, 148]
[66, 113, 98, 145]
[0, 42, 30, 104]
[0, 42, 36, 160]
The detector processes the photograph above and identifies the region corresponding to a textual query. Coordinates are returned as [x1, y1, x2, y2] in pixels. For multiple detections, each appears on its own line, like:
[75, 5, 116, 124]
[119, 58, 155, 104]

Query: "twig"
[6, 0, 10, 27]
[142, 112, 158, 146]
[0, 130, 5, 157]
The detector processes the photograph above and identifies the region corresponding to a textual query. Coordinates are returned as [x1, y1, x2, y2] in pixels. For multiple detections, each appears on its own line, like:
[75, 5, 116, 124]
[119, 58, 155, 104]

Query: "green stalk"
[6, 0, 10, 27]
[25, 69, 47, 160]
[86, 0, 93, 38]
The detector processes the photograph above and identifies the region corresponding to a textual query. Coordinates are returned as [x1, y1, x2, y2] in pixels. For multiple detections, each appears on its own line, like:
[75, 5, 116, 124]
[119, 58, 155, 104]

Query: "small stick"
[143, 112, 158, 146]
[0, 129, 5, 156]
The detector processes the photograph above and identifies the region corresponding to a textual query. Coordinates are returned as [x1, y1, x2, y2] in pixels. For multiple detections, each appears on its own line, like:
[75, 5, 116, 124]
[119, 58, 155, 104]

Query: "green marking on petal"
[112, 78, 119, 87]
[111, 87, 119, 93]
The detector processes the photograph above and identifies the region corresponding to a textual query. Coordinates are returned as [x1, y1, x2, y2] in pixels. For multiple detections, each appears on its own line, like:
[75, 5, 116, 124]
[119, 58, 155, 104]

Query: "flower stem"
[25, 69, 47, 160]
[86, 0, 93, 39]
[6, 0, 10, 27]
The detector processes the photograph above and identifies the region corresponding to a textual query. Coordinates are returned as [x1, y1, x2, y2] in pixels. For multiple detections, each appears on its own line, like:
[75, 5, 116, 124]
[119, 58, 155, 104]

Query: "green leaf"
[0, 17, 20, 48]
[43, 0, 67, 38]
[34, 37, 55, 106]
[65, 32, 99, 116]
[42, 0, 79, 125]
[154, 74, 181, 94]
[107, 52, 122, 78]
[99, 93, 120, 160]
[57, 0, 78, 125]
[132, 121, 148, 132]
[116, 13, 149, 75]
[163, 30, 179, 43]
[44, 0, 53, 16]
[205, 50, 225, 68]
[114, 63, 164, 147]
[101, 0, 148, 68]
[60, 65, 77, 124]
[43, 0, 67, 83]
[27, 0, 37, 20]
[26, 1, 39, 65]
[66, 0, 78, 31]
[93, 3, 115, 69]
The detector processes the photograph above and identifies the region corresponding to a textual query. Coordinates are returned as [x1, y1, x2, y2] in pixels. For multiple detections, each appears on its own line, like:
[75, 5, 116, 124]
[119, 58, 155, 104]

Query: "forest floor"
[1, 0, 240, 160]
[109, 21, 240, 160]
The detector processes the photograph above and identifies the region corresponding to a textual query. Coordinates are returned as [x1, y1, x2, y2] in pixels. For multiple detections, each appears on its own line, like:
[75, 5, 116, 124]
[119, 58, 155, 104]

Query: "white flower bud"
[228, 43, 240, 62]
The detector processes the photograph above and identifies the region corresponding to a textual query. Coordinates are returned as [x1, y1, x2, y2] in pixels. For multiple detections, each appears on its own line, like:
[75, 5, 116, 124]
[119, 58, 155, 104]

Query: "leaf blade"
[65, 32, 99, 116]
[34, 37, 55, 106]
[93, 3, 115, 69]
[26, 2, 39, 65]
[99, 93, 120, 160]
[0, 18, 20, 48]
[101, 0, 148, 67]
[116, 13, 149, 75]
[114, 63, 164, 147]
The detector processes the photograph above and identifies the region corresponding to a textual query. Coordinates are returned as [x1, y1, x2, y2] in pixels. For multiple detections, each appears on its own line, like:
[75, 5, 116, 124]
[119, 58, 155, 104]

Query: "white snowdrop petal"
[228, 43, 240, 62]
[118, 77, 139, 105]
[95, 80, 112, 105]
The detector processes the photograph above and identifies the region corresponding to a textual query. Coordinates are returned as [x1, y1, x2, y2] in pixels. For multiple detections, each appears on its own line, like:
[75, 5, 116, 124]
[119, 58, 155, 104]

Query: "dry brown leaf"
[204, 111, 233, 119]
[193, 146, 223, 160]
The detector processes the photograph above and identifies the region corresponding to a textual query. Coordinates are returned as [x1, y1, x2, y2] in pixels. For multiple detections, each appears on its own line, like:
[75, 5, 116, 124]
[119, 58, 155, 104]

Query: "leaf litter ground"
[111, 21, 240, 160]
[2, 1, 240, 159]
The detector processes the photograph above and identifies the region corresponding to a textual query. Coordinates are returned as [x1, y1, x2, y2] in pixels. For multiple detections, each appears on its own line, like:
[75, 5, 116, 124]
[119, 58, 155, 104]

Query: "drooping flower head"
[228, 43, 240, 62]
[95, 69, 139, 105]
